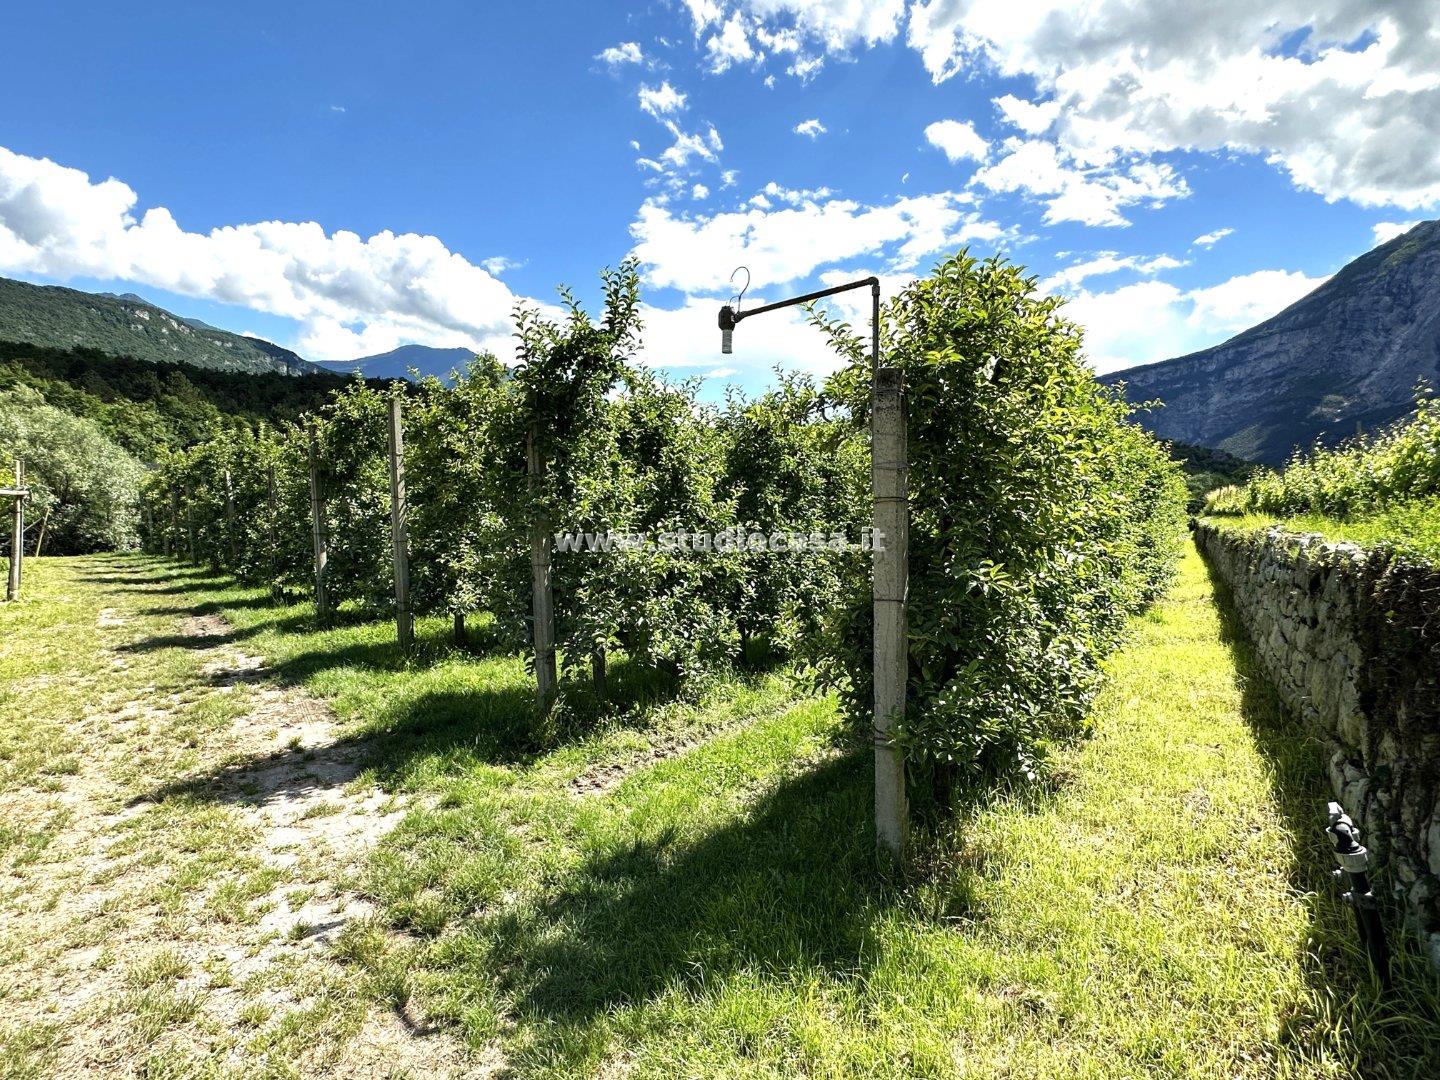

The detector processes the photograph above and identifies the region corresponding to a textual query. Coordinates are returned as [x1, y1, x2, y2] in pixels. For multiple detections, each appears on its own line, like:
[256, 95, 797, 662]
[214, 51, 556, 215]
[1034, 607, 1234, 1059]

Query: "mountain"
[0, 277, 316, 376]
[1101, 219, 1440, 465]
[316, 344, 478, 382]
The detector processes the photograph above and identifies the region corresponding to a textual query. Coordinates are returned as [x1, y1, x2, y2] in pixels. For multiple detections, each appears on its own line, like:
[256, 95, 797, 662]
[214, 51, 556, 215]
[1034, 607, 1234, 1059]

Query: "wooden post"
[266, 464, 280, 599]
[592, 648, 607, 697]
[223, 468, 237, 568]
[871, 367, 909, 861]
[307, 426, 330, 624]
[527, 424, 557, 711]
[387, 396, 413, 651]
[7, 460, 24, 602]
[453, 611, 466, 647]
[184, 481, 196, 563]
[167, 487, 178, 558]
[34, 507, 49, 559]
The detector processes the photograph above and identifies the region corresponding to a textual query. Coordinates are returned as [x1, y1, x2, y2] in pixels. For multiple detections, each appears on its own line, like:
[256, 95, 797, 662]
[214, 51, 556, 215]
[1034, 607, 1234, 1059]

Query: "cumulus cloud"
[595, 41, 644, 67]
[971, 139, 1189, 226]
[705, 13, 757, 72]
[1372, 220, 1421, 245]
[993, 95, 1059, 135]
[1193, 228, 1234, 247]
[637, 296, 839, 373]
[0, 145, 521, 361]
[685, 0, 904, 52]
[794, 118, 827, 138]
[638, 82, 687, 117]
[924, 119, 988, 163]
[1039, 252, 1184, 293]
[1066, 267, 1327, 372]
[690, 1, 1440, 210]
[629, 184, 1004, 294]
[909, 0, 1440, 209]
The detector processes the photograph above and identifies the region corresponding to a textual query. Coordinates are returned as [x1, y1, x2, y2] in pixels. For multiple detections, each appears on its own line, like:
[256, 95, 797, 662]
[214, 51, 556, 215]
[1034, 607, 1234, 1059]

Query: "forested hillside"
[0, 340, 369, 460]
[0, 277, 317, 375]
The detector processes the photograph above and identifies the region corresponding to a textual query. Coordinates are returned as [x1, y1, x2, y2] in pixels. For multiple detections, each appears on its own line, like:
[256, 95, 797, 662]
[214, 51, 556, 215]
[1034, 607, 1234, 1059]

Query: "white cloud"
[692, 183, 710, 199]
[1066, 267, 1327, 373]
[1186, 268, 1324, 328]
[788, 56, 825, 81]
[682, 0, 723, 30]
[706, 13, 757, 72]
[697, 2, 1440, 211]
[0, 145, 522, 362]
[905, 0, 1440, 209]
[993, 95, 1058, 135]
[637, 296, 839, 374]
[1040, 252, 1184, 293]
[630, 186, 1004, 294]
[595, 41, 644, 67]
[1193, 227, 1234, 247]
[971, 138, 1188, 226]
[660, 121, 723, 169]
[924, 119, 988, 163]
[794, 118, 827, 138]
[685, 1, 904, 52]
[704, 366, 740, 379]
[1372, 220, 1420, 245]
[638, 82, 687, 117]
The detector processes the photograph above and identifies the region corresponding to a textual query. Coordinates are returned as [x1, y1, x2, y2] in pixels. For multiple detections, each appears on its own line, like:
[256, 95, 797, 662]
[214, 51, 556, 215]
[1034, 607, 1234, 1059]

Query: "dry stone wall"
[1195, 523, 1440, 964]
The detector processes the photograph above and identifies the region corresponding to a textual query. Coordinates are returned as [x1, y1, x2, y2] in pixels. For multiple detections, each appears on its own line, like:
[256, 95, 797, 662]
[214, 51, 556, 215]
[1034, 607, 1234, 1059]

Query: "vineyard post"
[716, 272, 907, 861]
[143, 499, 154, 554]
[167, 487, 178, 558]
[266, 464, 280, 597]
[527, 423, 557, 711]
[871, 367, 910, 861]
[307, 426, 331, 624]
[6, 459, 24, 602]
[184, 481, 196, 563]
[223, 468, 237, 568]
[387, 396, 414, 650]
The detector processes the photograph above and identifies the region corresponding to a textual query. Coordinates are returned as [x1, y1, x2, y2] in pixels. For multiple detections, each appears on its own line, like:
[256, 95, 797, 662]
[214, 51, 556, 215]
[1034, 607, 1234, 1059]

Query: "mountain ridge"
[1101, 220, 1440, 465]
[0, 277, 317, 376]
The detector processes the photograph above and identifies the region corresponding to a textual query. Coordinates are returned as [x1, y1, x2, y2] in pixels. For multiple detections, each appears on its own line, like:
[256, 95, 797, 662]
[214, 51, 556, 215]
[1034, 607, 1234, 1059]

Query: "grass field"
[2, 548, 1437, 1077]
[1208, 498, 1440, 562]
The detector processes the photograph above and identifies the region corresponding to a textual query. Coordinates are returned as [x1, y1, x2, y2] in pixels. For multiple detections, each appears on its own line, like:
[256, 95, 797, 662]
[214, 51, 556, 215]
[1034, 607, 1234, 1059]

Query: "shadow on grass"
[470, 749, 914, 1069]
[1199, 550, 1440, 1073]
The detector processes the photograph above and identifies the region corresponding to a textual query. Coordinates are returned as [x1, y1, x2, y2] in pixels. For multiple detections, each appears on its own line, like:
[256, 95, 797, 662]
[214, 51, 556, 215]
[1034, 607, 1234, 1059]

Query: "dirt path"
[0, 557, 476, 1077]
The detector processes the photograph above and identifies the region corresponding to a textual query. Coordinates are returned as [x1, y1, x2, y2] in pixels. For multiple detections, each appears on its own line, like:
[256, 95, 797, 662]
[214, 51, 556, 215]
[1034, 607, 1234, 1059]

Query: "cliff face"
[1102, 220, 1440, 465]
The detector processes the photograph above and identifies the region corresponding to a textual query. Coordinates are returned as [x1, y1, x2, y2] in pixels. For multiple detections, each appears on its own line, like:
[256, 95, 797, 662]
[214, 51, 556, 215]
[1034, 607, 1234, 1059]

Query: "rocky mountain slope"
[1102, 220, 1440, 465]
[0, 277, 315, 375]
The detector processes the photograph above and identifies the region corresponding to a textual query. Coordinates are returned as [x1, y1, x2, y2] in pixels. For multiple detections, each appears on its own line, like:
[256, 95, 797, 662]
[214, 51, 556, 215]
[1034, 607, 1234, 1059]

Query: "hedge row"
[142, 253, 1188, 793]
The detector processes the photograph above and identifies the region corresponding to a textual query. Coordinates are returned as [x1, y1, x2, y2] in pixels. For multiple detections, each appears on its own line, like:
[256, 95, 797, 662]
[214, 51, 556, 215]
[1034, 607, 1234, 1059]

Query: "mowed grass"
[5, 547, 1438, 1076]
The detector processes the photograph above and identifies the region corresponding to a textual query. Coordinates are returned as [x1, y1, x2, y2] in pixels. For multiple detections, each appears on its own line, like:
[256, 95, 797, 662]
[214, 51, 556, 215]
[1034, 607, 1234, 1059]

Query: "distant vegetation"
[1205, 391, 1440, 558]
[1165, 441, 1256, 512]
[0, 340, 364, 460]
[0, 276, 312, 375]
[0, 385, 143, 553]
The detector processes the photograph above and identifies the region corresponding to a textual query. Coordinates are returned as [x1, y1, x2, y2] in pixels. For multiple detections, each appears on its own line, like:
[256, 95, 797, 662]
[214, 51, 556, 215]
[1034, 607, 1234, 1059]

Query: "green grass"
[4, 548, 1439, 1077]
[1209, 498, 1440, 561]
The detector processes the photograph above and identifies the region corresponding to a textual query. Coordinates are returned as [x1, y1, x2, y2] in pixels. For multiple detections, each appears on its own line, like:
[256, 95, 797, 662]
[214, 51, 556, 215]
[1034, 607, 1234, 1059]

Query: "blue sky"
[2, 0, 1436, 396]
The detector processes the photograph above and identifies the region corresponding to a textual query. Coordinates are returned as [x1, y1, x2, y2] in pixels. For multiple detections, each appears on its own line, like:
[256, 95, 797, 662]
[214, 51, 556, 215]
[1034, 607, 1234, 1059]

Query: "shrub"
[1219, 390, 1440, 518]
[0, 385, 144, 554]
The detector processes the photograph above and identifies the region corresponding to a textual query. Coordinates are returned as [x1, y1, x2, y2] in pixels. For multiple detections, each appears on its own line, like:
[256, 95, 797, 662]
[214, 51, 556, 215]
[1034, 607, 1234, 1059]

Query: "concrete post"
[387, 396, 413, 650]
[871, 367, 909, 861]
